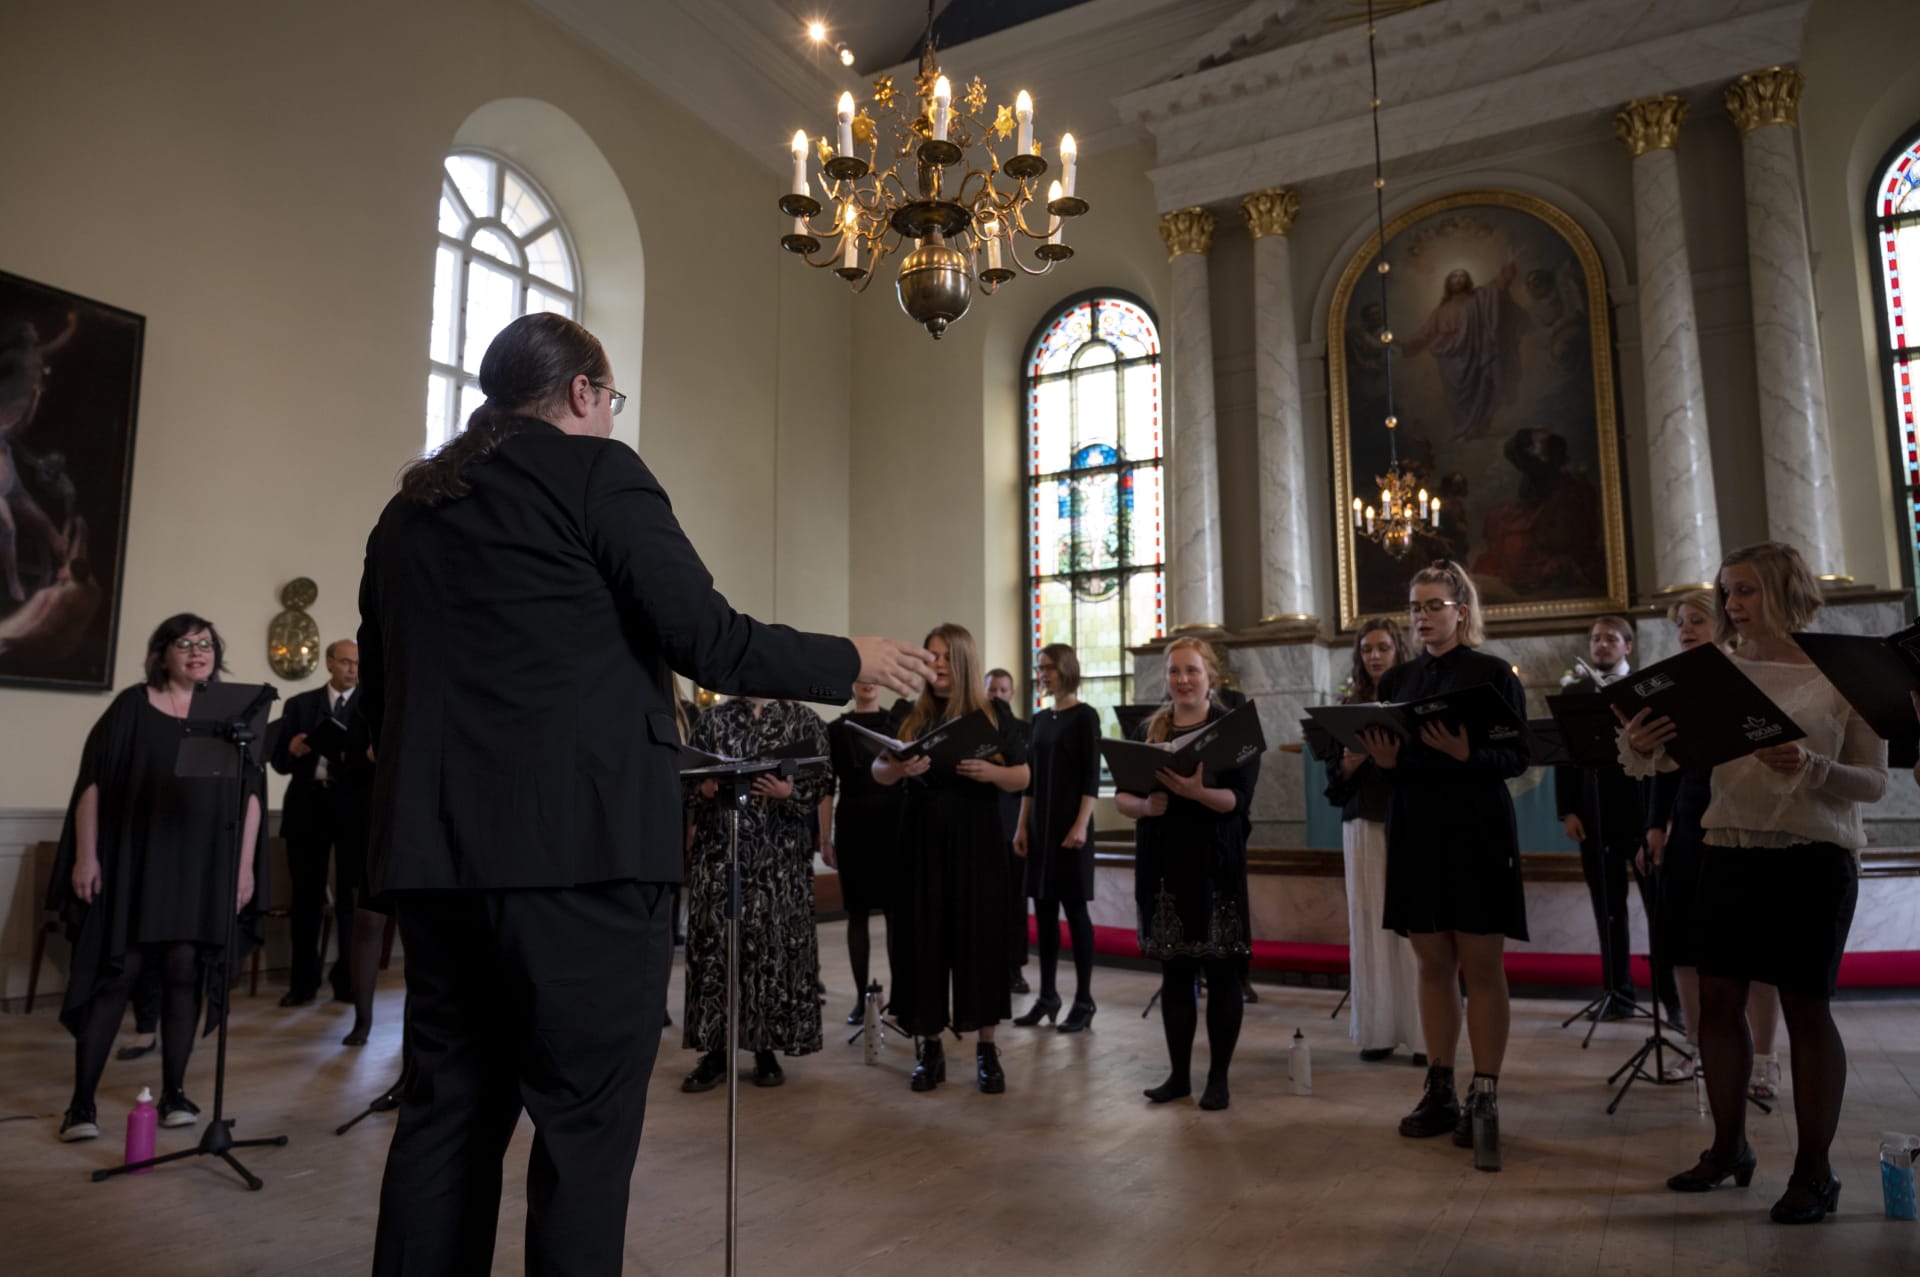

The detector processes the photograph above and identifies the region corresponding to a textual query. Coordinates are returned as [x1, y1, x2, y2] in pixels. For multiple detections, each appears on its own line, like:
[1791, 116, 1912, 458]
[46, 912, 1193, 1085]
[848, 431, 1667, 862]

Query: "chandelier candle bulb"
[1060, 133, 1077, 198]
[1430, 497, 1441, 526]
[841, 206, 859, 269]
[933, 76, 951, 142]
[836, 92, 855, 158]
[1046, 181, 1064, 244]
[790, 131, 809, 195]
[986, 229, 1002, 271]
[1351, 497, 1363, 528]
[1016, 90, 1033, 157]
[1365, 505, 1376, 534]
[1418, 488, 1429, 518]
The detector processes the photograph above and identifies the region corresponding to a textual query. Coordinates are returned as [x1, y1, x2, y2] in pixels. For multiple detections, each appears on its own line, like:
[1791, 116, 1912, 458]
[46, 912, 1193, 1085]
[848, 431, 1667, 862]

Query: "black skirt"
[833, 798, 897, 914]
[1694, 842, 1858, 998]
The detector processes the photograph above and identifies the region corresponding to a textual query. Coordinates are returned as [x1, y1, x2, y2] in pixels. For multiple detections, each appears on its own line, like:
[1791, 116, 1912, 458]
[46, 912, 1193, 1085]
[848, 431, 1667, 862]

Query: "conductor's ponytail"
[399, 313, 610, 507]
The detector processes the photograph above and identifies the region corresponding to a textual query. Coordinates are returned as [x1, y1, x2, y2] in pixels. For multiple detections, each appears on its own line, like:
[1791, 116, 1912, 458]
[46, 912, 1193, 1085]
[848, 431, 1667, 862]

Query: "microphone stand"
[682, 751, 827, 1277]
[93, 682, 289, 1190]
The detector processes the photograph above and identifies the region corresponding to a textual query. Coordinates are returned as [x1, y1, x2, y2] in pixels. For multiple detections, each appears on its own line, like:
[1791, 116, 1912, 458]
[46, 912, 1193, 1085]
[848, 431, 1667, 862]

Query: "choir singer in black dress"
[50, 614, 265, 1141]
[873, 623, 1029, 1094]
[1012, 642, 1101, 1031]
[356, 312, 933, 1274]
[1358, 560, 1527, 1164]
[1117, 637, 1260, 1111]
[826, 681, 904, 1022]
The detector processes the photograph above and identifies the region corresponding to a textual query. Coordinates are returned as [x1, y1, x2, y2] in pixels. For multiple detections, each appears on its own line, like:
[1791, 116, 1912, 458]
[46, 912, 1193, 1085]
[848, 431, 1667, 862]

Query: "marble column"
[1615, 95, 1723, 594]
[1159, 206, 1225, 632]
[1726, 67, 1851, 582]
[1241, 187, 1318, 628]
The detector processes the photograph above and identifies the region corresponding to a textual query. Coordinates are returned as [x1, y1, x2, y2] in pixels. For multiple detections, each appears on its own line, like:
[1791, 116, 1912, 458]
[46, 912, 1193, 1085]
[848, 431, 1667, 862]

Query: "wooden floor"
[3, 923, 1917, 1276]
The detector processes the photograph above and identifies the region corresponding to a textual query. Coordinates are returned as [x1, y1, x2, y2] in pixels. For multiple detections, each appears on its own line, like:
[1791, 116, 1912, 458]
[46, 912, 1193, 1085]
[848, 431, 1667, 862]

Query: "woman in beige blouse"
[1633, 544, 1884, 1225]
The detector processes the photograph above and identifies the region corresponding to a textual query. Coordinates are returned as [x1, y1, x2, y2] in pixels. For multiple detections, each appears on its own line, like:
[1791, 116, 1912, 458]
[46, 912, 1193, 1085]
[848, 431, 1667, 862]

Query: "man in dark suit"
[986, 667, 1033, 994]
[1554, 616, 1677, 1024]
[268, 638, 369, 1006]
[356, 313, 931, 1275]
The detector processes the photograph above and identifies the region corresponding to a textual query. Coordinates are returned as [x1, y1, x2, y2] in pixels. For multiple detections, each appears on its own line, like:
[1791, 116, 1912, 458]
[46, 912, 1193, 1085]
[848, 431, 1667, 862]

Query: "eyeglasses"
[172, 637, 215, 652]
[591, 382, 627, 416]
[1408, 600, 1460, 616]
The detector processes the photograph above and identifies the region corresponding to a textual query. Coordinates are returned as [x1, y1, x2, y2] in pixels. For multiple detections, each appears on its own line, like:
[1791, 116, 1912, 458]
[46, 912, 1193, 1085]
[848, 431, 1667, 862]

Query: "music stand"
[93, 681, 289, 1191]
[682, 752, 828, 1277]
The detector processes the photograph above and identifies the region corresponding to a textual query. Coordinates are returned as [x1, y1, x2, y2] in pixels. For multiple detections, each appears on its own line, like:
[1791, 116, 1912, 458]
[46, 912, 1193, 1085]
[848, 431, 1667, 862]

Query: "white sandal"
[1748, 1052, 1781, 1100]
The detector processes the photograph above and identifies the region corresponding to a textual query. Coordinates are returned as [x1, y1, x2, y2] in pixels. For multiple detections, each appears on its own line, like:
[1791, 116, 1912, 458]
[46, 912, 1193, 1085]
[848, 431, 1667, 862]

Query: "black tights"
[1034, 898, 1094, 1005]
[846, 908, 886, 1000]
[349, 903, 390, 1032]
[73, 942, 200, 1110]
[1697, 974, 1847, 1179]
[1157, 957, 1242, 1088]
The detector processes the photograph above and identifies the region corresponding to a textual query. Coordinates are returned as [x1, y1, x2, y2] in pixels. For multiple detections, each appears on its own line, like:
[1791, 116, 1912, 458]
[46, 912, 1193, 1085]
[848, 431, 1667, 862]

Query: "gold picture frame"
[1329, 189, 1629, 631]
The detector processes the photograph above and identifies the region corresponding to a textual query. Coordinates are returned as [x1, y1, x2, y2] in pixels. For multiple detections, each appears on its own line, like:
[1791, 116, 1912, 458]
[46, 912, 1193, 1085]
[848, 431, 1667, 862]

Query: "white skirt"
[1343, 818, 1424, 1051]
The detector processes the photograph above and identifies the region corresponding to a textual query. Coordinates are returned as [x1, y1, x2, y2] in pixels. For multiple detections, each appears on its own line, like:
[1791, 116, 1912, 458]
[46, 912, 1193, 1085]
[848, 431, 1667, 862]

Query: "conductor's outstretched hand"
[852, 637, 937, 699]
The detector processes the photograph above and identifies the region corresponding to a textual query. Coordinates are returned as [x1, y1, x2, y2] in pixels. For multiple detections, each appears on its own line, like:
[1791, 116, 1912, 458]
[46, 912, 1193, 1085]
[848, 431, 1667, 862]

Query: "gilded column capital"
[1159, 207, 1216, 260]
[1724, 66, 1803, 134]
[1240, 187, 1301, 239]
[1614, 94, 1688, 158]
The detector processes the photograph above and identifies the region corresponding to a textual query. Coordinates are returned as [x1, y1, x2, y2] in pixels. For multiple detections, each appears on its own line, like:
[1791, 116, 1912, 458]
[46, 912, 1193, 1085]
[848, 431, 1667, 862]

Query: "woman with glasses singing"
[47, 614, 266, 1142]
[1355, 561, 1527, 1168]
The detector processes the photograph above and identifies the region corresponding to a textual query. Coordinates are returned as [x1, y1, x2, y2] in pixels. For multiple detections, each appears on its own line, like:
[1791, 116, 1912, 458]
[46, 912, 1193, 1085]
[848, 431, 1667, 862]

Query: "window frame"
[427, 146, 583, 451]
[1019, 289, 1166, 737]
[1867, 122, 1920, 597]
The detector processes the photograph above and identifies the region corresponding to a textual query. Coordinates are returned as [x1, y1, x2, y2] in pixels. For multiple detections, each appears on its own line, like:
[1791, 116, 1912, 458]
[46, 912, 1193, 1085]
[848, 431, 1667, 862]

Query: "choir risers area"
[1126, 593, 1920, 968]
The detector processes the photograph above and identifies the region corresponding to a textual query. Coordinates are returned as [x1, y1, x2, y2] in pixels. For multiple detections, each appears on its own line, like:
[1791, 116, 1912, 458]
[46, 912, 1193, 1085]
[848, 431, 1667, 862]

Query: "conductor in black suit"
[268, 638, 368, 1006]
[357, 313, 933, 1275]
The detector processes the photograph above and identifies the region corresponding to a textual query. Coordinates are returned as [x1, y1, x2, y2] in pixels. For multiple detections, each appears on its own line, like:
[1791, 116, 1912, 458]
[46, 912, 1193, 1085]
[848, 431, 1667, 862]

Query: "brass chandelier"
[1347, 0, 1439, 557]
[775, 2, 1090, 339]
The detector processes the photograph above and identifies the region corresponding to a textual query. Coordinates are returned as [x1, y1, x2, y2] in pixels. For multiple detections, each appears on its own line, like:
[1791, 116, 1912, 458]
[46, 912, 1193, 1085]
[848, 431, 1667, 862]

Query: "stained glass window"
[426, 150, 581, 451]
[1023, 294, 1164, 737]
[1873, 129, 1920, 593]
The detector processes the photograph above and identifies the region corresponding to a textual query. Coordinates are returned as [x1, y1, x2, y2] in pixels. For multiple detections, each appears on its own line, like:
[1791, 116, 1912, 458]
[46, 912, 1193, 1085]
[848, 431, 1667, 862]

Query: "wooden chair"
[25, 841, 61, 1014]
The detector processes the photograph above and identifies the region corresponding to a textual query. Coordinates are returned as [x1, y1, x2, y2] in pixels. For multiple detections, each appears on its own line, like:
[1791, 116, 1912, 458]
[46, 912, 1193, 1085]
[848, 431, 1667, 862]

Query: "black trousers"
[373, 880, 673, 1277]
[1579, 838, 1677, 1009]
[1005, 844, 1028, 976]
[286, 835, 349, 997]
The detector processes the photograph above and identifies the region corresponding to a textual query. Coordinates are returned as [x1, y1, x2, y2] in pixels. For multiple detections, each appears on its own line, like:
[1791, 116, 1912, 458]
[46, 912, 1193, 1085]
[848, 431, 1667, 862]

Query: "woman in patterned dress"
[680, 697, 832, 1092]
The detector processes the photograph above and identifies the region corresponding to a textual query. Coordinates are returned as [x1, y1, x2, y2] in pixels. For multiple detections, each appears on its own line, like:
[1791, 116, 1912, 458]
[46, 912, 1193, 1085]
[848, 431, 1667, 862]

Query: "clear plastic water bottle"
[1471, 1076, 1501, 1173]
[862, 980, 883, 1066]
[125, 1086, 157, 1174]
[1288, 1028, 1311, 1096]
[1882, 1130, 1919, 1221]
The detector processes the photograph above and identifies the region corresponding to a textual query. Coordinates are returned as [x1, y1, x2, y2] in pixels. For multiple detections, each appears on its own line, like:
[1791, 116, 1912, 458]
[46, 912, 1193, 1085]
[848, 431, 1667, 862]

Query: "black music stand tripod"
[93, 682, 289, 1191]
[683, 752, 828, 1277]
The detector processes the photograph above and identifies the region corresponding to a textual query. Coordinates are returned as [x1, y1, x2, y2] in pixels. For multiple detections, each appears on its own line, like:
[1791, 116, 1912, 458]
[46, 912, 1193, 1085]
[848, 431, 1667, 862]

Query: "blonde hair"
[899, 622, 1000, 742]
[1409, 559, 1486, 647]
[1145, 638, 1222, 743]
[1665, 588, 1717, 627]
[1713, 542, 1821, 647]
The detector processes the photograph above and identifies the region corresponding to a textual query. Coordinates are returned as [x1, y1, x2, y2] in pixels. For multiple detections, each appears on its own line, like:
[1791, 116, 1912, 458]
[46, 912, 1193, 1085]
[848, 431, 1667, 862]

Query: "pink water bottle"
[126, 1086, 157, 1173]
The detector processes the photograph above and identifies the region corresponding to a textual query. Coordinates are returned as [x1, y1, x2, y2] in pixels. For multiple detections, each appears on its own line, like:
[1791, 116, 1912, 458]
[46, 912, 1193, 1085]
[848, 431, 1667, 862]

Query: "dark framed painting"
[0, 272, 144, 690]
[1329, 190, 1630, 630]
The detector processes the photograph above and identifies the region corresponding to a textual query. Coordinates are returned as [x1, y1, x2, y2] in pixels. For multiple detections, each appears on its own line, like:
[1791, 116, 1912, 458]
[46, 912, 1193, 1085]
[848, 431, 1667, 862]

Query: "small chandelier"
[775, 0, 1089, 339]
[1345, 0, 1439, 558]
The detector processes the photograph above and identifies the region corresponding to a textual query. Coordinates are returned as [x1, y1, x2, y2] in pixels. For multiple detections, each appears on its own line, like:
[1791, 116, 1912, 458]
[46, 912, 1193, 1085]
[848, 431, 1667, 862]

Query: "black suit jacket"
[1552, 676, 1648, 854]
[356, 420, 858, 891]
[269, 685, 370, 843]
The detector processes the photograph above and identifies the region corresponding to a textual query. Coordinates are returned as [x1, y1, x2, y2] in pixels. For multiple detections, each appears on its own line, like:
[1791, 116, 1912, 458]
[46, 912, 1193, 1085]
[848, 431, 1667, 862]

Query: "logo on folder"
[1633, 674, 1674, 697]
[1741, 716, 1784, 743]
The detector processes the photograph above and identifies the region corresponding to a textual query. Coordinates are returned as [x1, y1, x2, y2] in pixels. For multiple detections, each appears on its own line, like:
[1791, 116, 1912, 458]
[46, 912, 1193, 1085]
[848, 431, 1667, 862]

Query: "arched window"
[425, 149, 581, 450]
[1023, 293, 1164, 730]
[1871, 127, 1920, 591]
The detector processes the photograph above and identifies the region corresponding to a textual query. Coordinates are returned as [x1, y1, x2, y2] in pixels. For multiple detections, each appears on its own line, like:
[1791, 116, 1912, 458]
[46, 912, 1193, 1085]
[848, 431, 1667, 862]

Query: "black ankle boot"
[977, 1042, 1006, 1094]
[1398, 1065, 1459, 1138]
[910, 1038, 946, 1092]
[681, 1049, 728, 1093]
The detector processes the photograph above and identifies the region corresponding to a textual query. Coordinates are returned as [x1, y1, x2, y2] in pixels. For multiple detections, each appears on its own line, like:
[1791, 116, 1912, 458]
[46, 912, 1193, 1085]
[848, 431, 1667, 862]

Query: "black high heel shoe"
[910, 1038, 946, 1092]
[1666, 1144, 1757, 1192]
[1057, 1000, 1096, 1033]
[1013, 993, 1062, 1026]
[1769, 1172, 1840, 1224]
